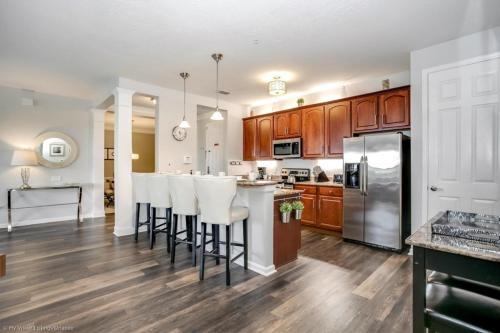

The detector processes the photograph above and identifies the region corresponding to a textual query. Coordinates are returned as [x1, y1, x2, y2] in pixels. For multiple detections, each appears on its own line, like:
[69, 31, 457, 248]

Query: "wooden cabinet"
[256, 116, 273, 159]
[295, 184, 343, 231]
[317, 196, 343, 231]
[273, 197, 302, 268]
[300, 194, 317, 226]
[273, 110, 301, 139]
[243, 118, 257, 161]
[244, 116, 273, 160]
[325, 101, 351, 157]
[379, 88, 410, 129]
[352, 95, 378, 133]
[301, 106, 325, 158]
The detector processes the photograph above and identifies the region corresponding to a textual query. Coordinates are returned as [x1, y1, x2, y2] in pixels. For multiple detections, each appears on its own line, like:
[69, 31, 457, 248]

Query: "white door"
[205, 121, 224, 175]
[428, 57, 500, 218]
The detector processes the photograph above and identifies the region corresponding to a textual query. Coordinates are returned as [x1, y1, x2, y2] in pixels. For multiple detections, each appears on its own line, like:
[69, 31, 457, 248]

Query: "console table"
[7, 185, 83, 233]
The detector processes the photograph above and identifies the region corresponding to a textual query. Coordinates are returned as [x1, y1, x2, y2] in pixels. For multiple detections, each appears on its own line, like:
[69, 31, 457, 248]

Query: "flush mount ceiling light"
[210, 53, 224, 121]
[268, 76, 286, 96]
[178, 72, 190, 128]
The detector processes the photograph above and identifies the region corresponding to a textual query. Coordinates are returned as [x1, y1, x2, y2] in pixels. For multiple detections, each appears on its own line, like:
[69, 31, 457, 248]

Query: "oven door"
[273, 139, 301, 159]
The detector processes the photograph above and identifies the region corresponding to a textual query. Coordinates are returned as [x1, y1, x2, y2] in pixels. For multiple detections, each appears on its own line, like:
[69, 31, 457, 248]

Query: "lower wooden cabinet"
[300, 194, 317, 226]
[295, 185, 343, 231]
[273, 198, 301, 268]
[317, 195, 343, 231]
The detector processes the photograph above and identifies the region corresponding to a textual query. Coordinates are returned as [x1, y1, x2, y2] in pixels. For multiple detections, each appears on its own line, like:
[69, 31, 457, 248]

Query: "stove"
[279, 168, 311, 188]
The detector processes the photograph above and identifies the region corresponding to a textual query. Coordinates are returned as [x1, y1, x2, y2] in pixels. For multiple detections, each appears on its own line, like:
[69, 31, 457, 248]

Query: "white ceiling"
[1, 0, 499, 106]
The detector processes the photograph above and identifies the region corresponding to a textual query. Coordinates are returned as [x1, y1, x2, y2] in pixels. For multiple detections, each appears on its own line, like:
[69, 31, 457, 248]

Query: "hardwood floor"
[0, 217, 412, 332]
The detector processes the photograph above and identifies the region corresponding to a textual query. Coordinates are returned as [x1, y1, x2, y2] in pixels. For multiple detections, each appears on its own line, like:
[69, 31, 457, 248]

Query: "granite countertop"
[406, 216, 500, 262]
[274, 189, 304, 199]
[237, 180, 278, 187]
[294, 180, 344, 188]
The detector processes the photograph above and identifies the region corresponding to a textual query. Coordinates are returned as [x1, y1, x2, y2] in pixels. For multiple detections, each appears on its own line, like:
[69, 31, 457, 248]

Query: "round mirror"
[34, 131, 78, 168]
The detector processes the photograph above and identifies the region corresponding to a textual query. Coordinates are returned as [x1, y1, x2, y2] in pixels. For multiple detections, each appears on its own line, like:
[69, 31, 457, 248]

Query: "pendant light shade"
[211, 53, 224, 121]
[268, 76, 286, 96]
[179, 72, 190, 128]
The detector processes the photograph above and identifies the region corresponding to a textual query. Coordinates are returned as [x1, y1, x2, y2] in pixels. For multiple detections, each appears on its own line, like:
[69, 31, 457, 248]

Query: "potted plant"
[280, 201, 293, 223]
[297, 98, 304, 106]
[292, 200, 304, 220]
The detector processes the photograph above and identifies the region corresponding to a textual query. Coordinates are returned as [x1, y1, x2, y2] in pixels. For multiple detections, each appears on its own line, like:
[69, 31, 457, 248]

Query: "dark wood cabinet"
[352, 95, 378, 133]
[317, 195, 343, 231]
[273, 110, 301, 139]
[273, 197, 301, 268]
[325, 101, 351, 157]
[301, 106, 325, 158]
[379, 88, 410, 129]
[256, 116, 273, 159]
[300, 194, 317, 226]
[243, 118, 257, 161]
[295, 185, 343, 231]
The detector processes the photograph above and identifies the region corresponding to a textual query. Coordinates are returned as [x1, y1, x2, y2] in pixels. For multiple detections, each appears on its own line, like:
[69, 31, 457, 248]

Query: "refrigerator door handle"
[359, 156, 364, 195]
[364, 156, 368, 196]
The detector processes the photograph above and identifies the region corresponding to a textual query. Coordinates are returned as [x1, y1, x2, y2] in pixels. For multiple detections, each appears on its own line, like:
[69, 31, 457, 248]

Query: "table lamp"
[11, 149, 38, 189]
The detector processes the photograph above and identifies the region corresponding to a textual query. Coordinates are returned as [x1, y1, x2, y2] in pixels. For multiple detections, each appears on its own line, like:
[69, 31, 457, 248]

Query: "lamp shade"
[11, 150, 38, 166]
[268, 76, 286, 96]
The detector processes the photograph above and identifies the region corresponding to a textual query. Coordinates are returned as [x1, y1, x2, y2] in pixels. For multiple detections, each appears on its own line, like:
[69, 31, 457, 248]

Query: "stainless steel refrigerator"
[343, 133, 410, 251]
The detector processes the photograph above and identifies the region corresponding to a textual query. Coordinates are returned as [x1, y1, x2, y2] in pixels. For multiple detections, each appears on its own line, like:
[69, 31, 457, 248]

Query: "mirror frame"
[34, 131, 79, 168]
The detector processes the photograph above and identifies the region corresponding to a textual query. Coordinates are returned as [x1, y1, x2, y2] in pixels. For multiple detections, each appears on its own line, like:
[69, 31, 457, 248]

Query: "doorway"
[197, 105, 227, 175]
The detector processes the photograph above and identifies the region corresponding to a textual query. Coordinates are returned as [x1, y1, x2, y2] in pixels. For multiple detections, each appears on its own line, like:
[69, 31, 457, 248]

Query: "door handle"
[359, 157, 364, 196]
[364, 156, 368, 196]
[429, 186, 442, 192]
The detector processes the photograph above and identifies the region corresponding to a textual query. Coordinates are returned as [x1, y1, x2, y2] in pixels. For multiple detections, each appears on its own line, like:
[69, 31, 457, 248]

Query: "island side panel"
[234, 185, 276, 276]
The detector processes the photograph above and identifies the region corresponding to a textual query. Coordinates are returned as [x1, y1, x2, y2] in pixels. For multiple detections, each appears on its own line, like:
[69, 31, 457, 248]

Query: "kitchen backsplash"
[256, 158, 343, 177]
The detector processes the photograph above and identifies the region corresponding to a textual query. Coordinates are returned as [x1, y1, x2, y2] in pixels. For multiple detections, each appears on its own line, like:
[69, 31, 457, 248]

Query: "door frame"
[420, 51, 500, 223]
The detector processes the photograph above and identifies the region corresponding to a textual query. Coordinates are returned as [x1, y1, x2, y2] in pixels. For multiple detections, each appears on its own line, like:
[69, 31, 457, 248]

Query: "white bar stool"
[147, 174, 173, 251]
[194, 176, 249, 286]
[132, 173, 151, 243]
[168, 174, 200, 266]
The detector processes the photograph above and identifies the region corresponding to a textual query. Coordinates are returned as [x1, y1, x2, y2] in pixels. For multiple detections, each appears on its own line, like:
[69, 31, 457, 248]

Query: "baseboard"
[233, 257, 276, 276]
[113, 226, 136, 237]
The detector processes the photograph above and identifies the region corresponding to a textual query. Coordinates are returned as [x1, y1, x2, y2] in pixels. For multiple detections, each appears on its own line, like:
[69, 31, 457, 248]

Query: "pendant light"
[210, 53, 224, 121]
[179, 72, 190, 128]
[268, 76, 286, 96]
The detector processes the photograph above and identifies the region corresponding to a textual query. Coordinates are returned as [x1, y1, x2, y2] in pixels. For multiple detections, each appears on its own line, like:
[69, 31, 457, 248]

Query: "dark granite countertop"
[237, 180, 278, 187]
[274, 189, 304, 199]
[406, 214, 500, 263]
[294, 180, 343, 187]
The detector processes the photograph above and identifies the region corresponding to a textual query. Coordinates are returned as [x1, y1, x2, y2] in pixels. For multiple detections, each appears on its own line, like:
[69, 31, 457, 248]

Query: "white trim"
[113, 226, 136, 237]
[420, 51, 500, 225]
[232, 256, 276, 276]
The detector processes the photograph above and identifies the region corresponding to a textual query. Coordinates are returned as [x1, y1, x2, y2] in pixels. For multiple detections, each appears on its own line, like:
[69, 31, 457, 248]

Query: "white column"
[113, 87, 135, 236]
[90, 108, 106, 218]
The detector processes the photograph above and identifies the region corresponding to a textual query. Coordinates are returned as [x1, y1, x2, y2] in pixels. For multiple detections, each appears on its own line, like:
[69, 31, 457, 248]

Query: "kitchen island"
[231, 180, 302, 276]
[406, 211, 500, 332]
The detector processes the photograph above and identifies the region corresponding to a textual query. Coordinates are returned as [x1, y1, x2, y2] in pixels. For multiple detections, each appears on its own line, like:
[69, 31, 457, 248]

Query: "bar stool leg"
[225, 224, 231, 286]
[135, 203, 140, 242]
[166, 208, 171, 253]
[200, 222, 207, 280]
[150, 207, 156, 249]
[186, 216, 192, 252]
[192, 215, 197, 266]
[170, 214, 178, 264]
[243, 218, 248, 270]
[147, 204, 151, 235]
[215, 225, 220, 265]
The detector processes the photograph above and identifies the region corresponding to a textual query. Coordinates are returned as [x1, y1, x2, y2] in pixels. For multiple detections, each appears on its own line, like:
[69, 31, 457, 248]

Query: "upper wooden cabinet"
[379, 88, 410, 129]
[243, 118, 257, 161]
[301, 106, 325, 158]
[352, 95, 378, 133]
[256, 115, 273, 159]
[325, 101, 351, 157]
[273, 110, 301, 139]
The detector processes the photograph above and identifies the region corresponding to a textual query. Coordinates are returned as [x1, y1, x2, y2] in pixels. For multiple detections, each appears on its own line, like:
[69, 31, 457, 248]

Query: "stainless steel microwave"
[273, 138, 301, 159]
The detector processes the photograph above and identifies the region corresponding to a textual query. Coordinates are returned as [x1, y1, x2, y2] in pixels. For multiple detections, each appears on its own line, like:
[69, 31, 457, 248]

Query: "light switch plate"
[183, 156, 192, 164]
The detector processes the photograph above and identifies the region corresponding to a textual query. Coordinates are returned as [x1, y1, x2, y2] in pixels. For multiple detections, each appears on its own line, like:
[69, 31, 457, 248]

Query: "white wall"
[117, 78, 246, 173]
[249, 71, 410, 116]
[0, 85, 100, 227]
[410, 26, 500, 231]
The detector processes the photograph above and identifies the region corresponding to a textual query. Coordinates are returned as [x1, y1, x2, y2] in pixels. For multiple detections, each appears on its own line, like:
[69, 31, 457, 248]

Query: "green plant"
[280, 201, 293, 214]
[292, 200, 304, 211]
[297, 98, 304, 105]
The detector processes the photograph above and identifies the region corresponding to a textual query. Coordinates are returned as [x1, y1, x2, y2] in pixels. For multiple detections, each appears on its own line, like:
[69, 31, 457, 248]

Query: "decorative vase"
[295, 209, 303, 220]
[281, 211, 291, 223]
